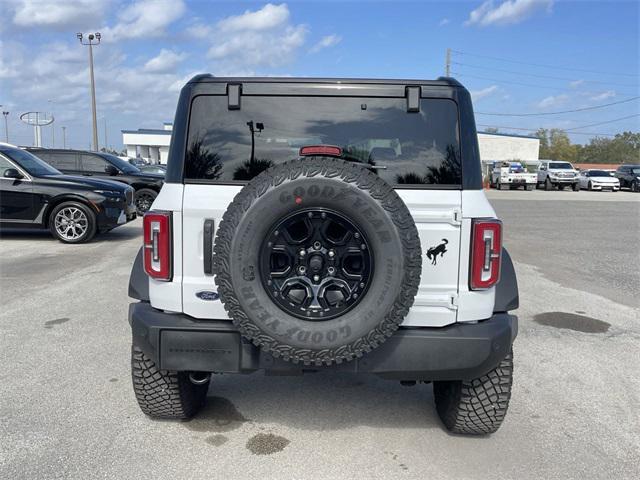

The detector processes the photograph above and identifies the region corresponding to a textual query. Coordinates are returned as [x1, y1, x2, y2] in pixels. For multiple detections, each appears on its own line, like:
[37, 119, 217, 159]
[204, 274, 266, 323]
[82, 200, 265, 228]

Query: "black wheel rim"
[259, 208, 373, 321]
[136, 193, 154, 214]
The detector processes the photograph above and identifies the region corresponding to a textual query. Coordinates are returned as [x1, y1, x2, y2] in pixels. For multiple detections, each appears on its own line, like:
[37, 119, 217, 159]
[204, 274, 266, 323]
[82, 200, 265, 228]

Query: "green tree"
[535, 128, 578, 161]
[577, 132, 640, 164]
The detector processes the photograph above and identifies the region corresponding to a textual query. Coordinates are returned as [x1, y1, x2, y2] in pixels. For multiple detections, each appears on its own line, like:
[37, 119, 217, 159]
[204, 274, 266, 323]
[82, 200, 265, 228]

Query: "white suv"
[127, 76, 519, 435]
[537, 160, 580, 191]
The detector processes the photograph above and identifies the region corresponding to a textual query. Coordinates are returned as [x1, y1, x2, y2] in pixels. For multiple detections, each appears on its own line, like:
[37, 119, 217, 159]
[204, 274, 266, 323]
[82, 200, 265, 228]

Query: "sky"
[1, 0, 638, 150]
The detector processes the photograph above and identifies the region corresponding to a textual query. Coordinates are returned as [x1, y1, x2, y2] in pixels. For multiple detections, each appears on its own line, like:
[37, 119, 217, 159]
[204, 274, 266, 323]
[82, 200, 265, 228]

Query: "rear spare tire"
[213, 158, 422, 365]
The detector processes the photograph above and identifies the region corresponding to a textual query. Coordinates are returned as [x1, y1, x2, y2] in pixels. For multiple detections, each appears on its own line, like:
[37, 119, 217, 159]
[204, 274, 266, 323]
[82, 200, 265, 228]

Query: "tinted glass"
[100, 153, 140, 174]
[0, 147, 61, 176]
[81, 154, 109, 173]
[631, 167, 640, 174]
[549, 162, 572, 169]
[48, 152, 78, 170]
[186, 96, 461, 186]
[587, 170, 610, 177]
[0, 155, 15, 176]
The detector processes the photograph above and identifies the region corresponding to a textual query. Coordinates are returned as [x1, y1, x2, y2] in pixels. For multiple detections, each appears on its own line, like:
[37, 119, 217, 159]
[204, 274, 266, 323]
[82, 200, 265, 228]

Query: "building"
[477, 131, 540, 177]
[122, 124, 541, 171]
[121, 122, 172, 164]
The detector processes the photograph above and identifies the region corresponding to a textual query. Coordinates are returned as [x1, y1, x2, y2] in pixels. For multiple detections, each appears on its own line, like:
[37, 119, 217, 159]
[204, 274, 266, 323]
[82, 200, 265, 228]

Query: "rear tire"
[131, 345, 209, 419]
[434, 349, 513, 435]
[572, 182, 580, 192]
[134, 188, 158, 215]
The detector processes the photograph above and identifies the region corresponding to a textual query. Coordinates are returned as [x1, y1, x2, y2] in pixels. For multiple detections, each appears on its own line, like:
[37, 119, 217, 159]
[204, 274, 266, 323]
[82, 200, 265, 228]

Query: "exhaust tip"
[189, 372, 211, 385]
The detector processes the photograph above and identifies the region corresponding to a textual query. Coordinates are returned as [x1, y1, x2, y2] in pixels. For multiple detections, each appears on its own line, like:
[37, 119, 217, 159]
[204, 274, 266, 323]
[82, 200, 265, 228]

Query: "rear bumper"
[129, 302, 517, 381]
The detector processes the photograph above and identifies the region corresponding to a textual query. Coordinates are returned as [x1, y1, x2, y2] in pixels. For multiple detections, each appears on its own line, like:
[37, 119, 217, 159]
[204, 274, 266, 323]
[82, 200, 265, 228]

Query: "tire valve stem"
[354, 232, 360, 239]
[360, 244, 366, 250]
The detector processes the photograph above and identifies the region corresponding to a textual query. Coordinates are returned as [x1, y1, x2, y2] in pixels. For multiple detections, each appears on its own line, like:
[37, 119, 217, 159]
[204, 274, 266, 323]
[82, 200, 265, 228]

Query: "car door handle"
[203, 219, 215, 275]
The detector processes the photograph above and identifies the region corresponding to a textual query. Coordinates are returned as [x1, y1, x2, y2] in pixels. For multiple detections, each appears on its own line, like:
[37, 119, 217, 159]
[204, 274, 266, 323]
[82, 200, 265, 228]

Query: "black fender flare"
[494, 247, 519, 312]
[128, 247, 149, 301]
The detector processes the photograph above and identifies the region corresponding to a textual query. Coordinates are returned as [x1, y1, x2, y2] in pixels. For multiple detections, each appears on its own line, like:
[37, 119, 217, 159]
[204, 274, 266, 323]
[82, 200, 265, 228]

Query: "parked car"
[577, 169, 620, 191]
[25, 148, 164, 214]
[125, 156, 148, 168]
[0, 143, 136, 243]
[127, 76, 519, 435]
[614, 164, 640, 192]
[537, 160, 579, 190]
[490, 161, 537, 190]
[138, 164, 167, 176]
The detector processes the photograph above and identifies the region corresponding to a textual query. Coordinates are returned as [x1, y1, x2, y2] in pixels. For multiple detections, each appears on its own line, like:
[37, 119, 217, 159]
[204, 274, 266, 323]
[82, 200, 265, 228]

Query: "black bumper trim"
[129, 302, 517, 381]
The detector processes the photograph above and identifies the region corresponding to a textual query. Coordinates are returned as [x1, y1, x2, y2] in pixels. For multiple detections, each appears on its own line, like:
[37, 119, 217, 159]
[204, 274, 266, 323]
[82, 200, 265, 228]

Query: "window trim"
[182, 94, 463, 190]
[0, 153, 33, 182]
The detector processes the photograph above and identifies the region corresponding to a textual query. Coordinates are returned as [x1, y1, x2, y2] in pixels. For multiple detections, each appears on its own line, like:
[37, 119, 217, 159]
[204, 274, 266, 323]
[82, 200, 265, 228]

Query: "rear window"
[185, 96, 461, 186]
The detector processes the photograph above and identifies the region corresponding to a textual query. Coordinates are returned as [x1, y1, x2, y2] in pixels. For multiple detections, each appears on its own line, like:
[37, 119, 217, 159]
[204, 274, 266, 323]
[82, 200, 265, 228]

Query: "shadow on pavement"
[182, 371, 443, 433]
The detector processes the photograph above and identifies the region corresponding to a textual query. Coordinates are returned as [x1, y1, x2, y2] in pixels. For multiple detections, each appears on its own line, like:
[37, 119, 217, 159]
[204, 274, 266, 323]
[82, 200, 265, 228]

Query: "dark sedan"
[0, 144, 136, 243]
[26, 148, 164, 214]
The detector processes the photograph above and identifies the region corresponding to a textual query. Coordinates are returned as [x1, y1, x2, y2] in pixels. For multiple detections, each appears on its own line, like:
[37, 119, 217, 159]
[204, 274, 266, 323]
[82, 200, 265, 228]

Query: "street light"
[77, 32, 101, 151]
[62, 126, 67, 149]
[48, 99, 56, 147]
[2, 111, 9, 143]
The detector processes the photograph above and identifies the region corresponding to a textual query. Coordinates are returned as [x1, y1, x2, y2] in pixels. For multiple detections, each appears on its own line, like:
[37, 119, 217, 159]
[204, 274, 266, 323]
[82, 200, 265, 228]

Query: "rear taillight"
[143, 211, 172, 281]
[470, 219, 502, 290]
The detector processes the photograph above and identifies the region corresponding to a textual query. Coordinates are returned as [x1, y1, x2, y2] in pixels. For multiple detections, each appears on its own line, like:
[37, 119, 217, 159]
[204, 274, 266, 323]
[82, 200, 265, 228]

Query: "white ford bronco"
[128, 76, 519, 435]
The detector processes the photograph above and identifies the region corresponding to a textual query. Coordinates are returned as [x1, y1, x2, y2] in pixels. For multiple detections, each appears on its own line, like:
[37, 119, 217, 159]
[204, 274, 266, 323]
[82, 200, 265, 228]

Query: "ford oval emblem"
[196, 290, 219, 301]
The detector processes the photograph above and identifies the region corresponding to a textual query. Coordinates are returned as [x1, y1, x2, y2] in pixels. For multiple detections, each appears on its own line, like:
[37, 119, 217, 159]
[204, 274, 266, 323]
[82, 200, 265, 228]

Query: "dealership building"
[122, 124, 540, 169]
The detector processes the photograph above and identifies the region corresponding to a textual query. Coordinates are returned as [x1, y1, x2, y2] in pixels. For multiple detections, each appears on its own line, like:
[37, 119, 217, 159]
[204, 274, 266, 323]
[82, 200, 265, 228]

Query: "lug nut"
[354, 232, 360, 239]
[313, 275, 320, 282]
[299, 249, 306, 256]
[360, 244, 366, 250]
[359, 282, 365, 288]
[328, 250, 335, 258]
[352, 293, 358, 299]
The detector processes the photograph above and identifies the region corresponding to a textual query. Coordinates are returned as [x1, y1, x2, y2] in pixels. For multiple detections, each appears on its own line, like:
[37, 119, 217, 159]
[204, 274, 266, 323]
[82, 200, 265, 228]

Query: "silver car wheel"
[54, 207, 89, 241]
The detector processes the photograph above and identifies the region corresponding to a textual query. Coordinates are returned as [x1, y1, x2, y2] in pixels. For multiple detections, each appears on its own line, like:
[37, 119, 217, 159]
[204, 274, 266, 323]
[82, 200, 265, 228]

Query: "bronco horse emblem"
[426, 239, 448, 265]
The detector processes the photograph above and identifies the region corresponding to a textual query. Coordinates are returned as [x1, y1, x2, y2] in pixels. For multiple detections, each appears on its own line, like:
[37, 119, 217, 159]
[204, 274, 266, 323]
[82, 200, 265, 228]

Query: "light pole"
[77, 32, 101, 151]
[62, 126, 67, 148]
[48, 99, 55, 147]
[2, 111, 8, 142]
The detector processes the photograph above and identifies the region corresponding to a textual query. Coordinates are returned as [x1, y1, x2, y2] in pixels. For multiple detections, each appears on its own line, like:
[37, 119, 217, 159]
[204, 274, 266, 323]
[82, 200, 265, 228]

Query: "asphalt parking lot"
[1, 191, 639, 480]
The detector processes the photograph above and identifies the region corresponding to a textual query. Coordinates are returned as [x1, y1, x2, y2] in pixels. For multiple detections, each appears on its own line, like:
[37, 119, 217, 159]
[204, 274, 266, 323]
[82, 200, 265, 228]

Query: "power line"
[564, 114, 640, 131]
[475, 96, 640, 117]
[452, 61, 639, 88]
[451, 49, 640, 78]
[477, 124, 618, 137]
[451, 71, 638, 96]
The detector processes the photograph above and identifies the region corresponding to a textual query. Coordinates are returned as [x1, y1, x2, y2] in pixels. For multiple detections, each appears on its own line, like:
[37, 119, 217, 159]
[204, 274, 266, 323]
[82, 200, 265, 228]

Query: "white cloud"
[439, 18, 450, 26]
[537, 94, 568, 109]
[101, 0, 186, 41]
[144, 49, 186, 73]
[11, 0, 110, 28]
[466, 0, 553, 27]
[185, 23, 212, 39]
[217, 3, 290, 32]
[207, 3, 307, 69]
[309, 34, 342, 53]
[471, 85, 499, 101]
[569, 79, 584, 88]
[590, 90, 616, 101]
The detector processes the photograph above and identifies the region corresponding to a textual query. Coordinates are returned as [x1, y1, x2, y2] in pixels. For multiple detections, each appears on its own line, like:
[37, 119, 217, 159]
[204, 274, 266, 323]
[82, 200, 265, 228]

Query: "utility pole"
[103, 117, 108, 151]
[77, 32, 101, 151]
[2, 111, 9, 142]
[445, 48, 451, 77]
[62, 126, 67, 148]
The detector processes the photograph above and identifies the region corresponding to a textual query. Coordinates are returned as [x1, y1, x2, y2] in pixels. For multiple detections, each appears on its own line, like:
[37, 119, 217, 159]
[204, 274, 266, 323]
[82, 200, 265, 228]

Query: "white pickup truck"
[490, 161, 537, 190]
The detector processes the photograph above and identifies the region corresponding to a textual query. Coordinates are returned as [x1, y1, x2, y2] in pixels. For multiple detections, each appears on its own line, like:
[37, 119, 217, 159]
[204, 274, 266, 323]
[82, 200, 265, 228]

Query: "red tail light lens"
[299, 145, 343, 157]
[143, 211, 172, 281]
[470, 219, 502, 290]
